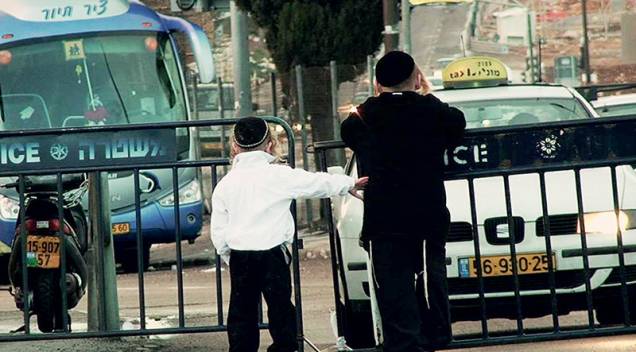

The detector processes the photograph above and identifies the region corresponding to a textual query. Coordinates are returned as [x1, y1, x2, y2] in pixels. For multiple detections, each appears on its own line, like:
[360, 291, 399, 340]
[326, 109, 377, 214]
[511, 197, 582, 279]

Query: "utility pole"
[537, 36, 543, 82]
[230, 0, 253, 117]
[527, 11, 536, 83]
[400, 0, 411, 54]
[87, 172, 119, 331]
[581, 0, 592, 83]
[382, 0, 400, 52]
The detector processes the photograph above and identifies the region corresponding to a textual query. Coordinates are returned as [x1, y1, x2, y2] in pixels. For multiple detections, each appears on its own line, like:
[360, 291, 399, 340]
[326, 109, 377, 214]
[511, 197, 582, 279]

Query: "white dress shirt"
[211, 151, 355, 256]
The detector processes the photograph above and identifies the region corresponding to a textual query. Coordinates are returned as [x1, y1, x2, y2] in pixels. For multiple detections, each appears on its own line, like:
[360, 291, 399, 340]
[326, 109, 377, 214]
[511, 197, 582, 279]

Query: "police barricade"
[312, 115, 636, 350]
[0, 117, 312, 352]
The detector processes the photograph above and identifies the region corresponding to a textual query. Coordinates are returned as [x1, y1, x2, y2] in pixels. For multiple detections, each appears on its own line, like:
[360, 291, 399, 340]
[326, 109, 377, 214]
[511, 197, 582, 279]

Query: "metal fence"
[313, 114, 636, 350]
[0, 117, 313, 352]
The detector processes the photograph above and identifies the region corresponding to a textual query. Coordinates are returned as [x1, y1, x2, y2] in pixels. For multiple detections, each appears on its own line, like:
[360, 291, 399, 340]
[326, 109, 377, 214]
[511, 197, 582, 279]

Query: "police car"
[330, 57, 636, 347]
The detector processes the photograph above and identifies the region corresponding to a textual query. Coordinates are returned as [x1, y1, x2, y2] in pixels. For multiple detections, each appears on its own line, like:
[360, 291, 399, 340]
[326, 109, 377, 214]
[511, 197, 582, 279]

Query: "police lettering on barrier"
[0, 143, 40, 165]
[0, 129, 176, 172]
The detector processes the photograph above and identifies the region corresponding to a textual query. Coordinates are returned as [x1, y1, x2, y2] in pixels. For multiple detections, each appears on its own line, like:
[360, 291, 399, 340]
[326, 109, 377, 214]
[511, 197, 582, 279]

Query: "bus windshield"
[0, 32, 187, 130]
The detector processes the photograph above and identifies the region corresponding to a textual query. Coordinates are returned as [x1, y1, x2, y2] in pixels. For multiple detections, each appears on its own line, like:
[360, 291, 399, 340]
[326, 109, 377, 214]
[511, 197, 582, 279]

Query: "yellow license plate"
[112, 223, 131, 235]
[26, 236, 60, 269]
[460, 253, 556, 278]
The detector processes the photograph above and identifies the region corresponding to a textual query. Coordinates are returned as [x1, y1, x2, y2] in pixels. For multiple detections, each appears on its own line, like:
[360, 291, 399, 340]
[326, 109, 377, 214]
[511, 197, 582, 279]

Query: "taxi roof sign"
[442, 56, 508, 89]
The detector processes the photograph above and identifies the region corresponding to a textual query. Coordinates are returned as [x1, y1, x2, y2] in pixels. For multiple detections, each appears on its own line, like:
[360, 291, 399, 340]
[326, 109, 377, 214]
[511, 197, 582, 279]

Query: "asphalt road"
[410, 3, 470, 74]
[0, 246, 635, 352]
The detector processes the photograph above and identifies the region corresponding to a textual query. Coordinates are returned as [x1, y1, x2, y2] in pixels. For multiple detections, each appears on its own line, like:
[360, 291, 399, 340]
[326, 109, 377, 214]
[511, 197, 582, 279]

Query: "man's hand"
[415, 65, 431, 96]
[349, 176, 369, 200]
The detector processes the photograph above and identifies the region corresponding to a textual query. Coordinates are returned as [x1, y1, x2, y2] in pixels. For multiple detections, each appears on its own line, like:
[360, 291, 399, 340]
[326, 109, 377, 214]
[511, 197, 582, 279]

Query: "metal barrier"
[0, 117, 312, 352]
[312, 114, 636, 350]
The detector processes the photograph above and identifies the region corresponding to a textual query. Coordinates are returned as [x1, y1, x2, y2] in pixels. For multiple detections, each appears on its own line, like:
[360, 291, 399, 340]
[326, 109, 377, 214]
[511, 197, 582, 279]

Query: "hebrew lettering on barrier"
[96, 142, 111, 159]
[111, 139, 129, 159]
[130, 138, 150, 158]
[150, 140, 162, 157]
[78, 141, 96, 161]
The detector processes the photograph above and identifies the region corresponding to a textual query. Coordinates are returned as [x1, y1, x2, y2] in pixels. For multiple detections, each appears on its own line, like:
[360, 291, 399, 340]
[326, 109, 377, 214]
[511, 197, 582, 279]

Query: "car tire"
[596, 286, 636, 325]
[341, 300, 375, 349]
[0, 255, 9, 285]
[119, 244, 151, 273]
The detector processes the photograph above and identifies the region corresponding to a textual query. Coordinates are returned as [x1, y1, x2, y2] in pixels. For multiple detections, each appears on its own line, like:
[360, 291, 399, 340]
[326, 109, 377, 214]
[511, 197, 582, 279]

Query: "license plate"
[112, 223, 131, 235]
[26, 236, 60, 269]
[458, 253, 556, 278]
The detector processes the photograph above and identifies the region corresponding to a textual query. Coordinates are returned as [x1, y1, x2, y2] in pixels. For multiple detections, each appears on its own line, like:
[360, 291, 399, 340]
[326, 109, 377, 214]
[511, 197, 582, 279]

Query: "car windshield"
[0, 33, 187, 130]
[596, 103, 636, 117]
[451, 98, 591, 129]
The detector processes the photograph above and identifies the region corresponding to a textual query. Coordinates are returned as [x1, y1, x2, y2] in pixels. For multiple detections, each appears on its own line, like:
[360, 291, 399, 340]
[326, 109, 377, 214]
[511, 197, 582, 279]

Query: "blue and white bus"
[0, 0, 215, 273]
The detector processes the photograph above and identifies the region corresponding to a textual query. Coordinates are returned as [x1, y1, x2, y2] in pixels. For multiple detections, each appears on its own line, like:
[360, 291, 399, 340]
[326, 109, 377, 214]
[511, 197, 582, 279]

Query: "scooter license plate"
[26, 236, 61, 269]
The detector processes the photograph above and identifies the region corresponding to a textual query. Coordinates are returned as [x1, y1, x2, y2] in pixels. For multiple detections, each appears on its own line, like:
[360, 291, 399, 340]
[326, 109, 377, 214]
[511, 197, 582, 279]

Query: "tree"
[235, 0, 383, 147]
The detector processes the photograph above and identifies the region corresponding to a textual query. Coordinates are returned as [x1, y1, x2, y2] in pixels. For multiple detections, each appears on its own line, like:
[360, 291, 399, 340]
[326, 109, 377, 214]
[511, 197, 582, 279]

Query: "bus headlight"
[158, 180, 202, 207]
[578, 211, 634, 234]
[0, 194, 19, 220]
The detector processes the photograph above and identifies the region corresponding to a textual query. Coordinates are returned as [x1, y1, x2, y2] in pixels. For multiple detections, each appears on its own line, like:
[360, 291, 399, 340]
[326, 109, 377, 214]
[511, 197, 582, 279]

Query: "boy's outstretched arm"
[280, 166, 366, 200]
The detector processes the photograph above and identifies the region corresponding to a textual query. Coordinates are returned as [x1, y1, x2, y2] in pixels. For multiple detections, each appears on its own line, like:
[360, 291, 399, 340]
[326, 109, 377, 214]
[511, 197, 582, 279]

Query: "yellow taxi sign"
[442, 56, 508, 89]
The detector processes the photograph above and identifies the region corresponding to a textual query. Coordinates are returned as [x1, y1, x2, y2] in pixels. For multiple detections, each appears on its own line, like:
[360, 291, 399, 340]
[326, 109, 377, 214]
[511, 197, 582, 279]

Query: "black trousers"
[228, 246, 298, 352]
[370, 237, 451, 352]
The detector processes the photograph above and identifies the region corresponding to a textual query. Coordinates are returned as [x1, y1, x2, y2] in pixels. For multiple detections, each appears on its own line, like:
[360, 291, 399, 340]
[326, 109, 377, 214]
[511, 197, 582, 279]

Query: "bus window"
[0, 33, 187, 129]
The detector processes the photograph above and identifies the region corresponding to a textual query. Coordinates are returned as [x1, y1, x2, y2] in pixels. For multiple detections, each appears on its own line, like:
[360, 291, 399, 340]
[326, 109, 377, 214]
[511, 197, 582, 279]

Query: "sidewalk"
[149, 215, 332, 270]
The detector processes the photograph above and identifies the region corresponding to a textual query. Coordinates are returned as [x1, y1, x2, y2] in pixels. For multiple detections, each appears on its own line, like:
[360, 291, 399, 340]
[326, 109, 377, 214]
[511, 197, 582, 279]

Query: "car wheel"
[0, 255, 9, 285]
[119, 244, 151, 273]
[596, 286, 636, 325]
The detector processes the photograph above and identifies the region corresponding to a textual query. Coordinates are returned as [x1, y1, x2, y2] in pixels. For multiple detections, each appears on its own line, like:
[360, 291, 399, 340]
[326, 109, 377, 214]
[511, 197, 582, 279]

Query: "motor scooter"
[7, 174, 88, 333]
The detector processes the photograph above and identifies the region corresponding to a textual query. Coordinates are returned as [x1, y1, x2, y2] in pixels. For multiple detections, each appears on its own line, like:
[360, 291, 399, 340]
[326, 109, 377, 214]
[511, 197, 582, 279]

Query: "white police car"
[330, 57, 636, 347]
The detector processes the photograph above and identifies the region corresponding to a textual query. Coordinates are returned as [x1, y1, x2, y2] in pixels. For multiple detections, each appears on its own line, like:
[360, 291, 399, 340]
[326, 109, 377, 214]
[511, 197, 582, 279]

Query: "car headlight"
[578, 210, 635, 234]
[0, 194, 19, 220]
[158, 179, 202, 207]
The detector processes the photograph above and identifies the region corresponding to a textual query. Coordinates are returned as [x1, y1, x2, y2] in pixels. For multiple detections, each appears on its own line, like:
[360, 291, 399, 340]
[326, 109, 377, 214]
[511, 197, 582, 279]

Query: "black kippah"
[234, 117, 269, 148]
[375, 51, 415, 87]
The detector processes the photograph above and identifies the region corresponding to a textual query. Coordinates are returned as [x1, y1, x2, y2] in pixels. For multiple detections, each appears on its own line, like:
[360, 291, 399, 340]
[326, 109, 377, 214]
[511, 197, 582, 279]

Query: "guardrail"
[0, 117, 313, 352]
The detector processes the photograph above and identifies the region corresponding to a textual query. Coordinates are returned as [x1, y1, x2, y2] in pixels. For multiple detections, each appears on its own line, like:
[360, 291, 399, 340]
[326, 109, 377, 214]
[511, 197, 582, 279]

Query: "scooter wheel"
[34, 271, 56, 333]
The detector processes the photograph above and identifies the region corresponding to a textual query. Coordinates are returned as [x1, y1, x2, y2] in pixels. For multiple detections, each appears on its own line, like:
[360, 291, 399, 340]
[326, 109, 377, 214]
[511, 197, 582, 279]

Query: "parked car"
[329, 56, 636, 347]
[591, 93, 636, 118]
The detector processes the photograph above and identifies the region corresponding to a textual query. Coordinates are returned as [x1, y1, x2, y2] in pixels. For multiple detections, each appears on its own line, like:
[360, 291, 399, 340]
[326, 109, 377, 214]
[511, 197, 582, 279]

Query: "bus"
[0, 0, 215, 273]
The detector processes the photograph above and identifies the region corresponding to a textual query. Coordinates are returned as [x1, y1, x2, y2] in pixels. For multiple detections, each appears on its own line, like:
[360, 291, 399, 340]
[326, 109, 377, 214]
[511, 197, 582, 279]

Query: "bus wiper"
[0, 82, 4, 122]
[101, 48, 130, 124]
[157, 56, 176, 108]
[156, 42, 176, 109]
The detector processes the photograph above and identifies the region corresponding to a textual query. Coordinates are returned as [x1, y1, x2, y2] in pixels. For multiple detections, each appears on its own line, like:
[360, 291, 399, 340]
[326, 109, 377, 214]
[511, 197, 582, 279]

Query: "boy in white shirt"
[211, 117, 367, 352]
